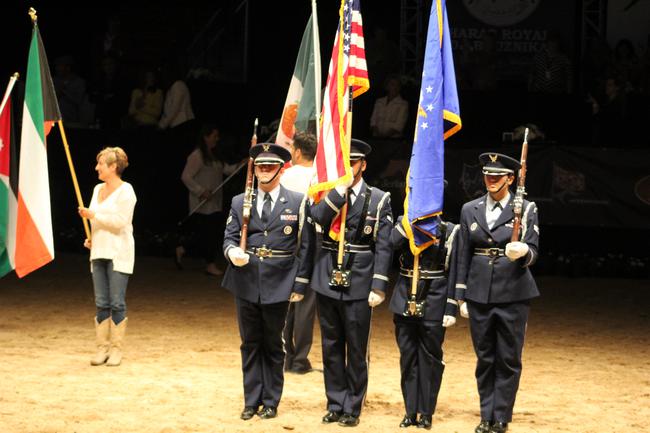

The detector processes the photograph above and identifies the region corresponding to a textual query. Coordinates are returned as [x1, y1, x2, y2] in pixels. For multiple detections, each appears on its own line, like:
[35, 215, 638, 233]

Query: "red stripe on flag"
[14, 195, 53, 277]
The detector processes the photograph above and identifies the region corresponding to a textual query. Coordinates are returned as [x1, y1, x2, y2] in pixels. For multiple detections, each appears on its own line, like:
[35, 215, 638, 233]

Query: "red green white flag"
[0, 76, 18, 278]
[15, 23, 61, 277]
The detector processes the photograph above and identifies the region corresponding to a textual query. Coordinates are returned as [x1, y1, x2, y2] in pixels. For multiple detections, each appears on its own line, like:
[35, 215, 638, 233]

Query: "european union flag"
[402, 0, 461, 255]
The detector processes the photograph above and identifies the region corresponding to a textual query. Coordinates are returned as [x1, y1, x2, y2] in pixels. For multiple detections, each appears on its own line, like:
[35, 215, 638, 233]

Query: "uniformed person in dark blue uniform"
[454, 153, 539, 433]
[221, 143, 314, 421]
[389, 215, 459, 429]
[310, 139, 393, 427]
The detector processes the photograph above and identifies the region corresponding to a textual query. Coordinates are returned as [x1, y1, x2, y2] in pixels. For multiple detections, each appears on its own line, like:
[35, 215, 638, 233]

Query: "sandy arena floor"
[0, 253, 648, 433]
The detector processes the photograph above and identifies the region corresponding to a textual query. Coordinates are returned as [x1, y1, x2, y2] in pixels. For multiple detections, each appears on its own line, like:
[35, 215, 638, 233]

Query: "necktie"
[348, 190, 356, 207]
[262, 192, 272, 225]
[492, 202, 502, 211]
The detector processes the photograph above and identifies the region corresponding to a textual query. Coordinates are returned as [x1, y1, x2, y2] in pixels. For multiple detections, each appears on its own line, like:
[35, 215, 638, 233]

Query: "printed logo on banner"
[634, 176, 650, 206]
[460, 163, 485, 200]
[552, 163, 586, 203]
[462, 0, 540, 27]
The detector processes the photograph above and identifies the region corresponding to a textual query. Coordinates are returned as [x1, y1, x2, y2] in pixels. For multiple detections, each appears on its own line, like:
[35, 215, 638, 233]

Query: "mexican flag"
[14, 23, 61, 278]
[0, 77, 18, 278]
[275, 0, 321, 149]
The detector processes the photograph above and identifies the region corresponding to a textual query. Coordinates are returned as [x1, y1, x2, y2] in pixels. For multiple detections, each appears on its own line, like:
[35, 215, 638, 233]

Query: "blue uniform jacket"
[222, 185, 314, 304]
[455, 193, 540, 304]
[310, 183, 393, 301]
[389, 216, 459, 319]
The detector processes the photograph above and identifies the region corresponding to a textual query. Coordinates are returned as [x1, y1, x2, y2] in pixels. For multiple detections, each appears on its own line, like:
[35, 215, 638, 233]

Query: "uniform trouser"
[283, 285, 317, 371]
[393, 315, 446, 417]
[235, 297, 289, 408]
[467, 301, 530, 423]
[317, 293, 372, 417]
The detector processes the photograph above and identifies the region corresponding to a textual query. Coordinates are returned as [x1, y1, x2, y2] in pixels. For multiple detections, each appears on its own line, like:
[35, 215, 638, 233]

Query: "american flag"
[308, 0, 369, 214]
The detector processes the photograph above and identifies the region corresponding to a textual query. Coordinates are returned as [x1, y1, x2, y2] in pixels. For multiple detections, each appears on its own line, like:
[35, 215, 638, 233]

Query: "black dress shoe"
[240, 407, 257, 420]
[417, 414, 432, 429]
[322, 411, 342, 423]
[258, 406, 277, 419]
[489, 421, 508, 433]
[399, 414, 417, 428]
[475, 420, 492, 433]
[338, 413, 360, 427]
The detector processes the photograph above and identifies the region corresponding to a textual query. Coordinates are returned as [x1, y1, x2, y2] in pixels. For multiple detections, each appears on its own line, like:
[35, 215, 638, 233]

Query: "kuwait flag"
[0, 77, 18, 278]
[15, 23, 61, 277]
[275, 0, 321, 149]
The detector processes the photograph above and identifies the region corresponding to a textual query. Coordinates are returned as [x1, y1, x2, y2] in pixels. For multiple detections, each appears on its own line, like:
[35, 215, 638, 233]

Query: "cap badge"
[263, 143, 270, 151]
[489, 154, 498, 162]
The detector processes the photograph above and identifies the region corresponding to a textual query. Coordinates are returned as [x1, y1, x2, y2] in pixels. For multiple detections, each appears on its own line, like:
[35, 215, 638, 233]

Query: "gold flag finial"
[28, 7, 37, 23]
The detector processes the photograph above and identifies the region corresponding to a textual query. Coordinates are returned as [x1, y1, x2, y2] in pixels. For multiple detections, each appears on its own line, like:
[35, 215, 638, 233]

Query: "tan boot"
[106, 318, 128, 367]
[90, 318, 111, 366]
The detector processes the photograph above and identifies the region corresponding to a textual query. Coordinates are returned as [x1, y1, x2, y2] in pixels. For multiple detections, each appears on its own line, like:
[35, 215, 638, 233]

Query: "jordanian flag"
[0, 78, 18, 278]
[15, 23, 61, 277]
[275, 0, 321, 149]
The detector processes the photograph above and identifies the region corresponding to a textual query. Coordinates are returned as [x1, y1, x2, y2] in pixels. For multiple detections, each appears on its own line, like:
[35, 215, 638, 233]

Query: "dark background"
[1, 1, 649, 278]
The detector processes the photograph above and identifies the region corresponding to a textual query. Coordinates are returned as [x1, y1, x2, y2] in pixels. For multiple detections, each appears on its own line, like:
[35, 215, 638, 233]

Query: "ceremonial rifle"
[511, 127, 529, 243]
[239, 118, 258, 250]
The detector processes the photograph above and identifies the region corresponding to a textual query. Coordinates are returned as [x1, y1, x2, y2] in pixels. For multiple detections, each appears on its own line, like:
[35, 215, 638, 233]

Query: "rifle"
[511, 127, 529, 243]
[240, 118, 258, 250]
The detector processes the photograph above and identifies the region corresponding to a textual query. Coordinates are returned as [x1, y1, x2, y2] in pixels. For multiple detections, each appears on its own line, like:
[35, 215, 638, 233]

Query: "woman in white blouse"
[78, 147, 137, 367]
[178, 123, 240, 276]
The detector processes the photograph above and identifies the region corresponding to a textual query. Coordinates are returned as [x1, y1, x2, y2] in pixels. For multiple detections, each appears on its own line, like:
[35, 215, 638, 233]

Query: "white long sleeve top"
[158, 80, 195, 129]
[181, 149, 239, 214]
[88, 182, 137, 274]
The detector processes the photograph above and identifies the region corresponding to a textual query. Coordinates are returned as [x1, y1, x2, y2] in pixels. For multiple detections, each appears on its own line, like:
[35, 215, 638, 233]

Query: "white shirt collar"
[486, 191, 510, 210]
[258, 184, 281, 203]
[351, 178, 365, 197]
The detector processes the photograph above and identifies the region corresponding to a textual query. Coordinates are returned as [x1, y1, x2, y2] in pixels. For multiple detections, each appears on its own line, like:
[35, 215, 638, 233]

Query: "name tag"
[281, 214, 298, 221]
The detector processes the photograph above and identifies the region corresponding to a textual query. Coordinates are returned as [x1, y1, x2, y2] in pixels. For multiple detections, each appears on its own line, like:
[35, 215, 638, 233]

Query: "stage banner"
[445, 146, 650, 229]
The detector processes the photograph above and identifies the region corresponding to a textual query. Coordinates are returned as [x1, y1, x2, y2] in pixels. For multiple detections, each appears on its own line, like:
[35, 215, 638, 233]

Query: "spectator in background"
[89, 55, 128, 130]
[103, 15, 124, 60]
[529, 33, 573, 94]
[158, 63, 195, 132]
[178, 123, 241, 276]
[126, 68, 163, 128]
[53, 55, 89, 126]
[366, 26, 401, 96]
[158, 62, 197, 220]
[612, 39, 642, 92]
[588, 76, 628, 146]
[370, 75, 409, 139]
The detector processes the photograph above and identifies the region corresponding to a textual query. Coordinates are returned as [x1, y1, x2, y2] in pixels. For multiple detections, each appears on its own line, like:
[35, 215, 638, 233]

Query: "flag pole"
[57, 120, 91, 240]
[336, 87, 354, 267]
[0, 73, 19, 115]
[311, 0, 321, 142]
[28, 8, 90, 240]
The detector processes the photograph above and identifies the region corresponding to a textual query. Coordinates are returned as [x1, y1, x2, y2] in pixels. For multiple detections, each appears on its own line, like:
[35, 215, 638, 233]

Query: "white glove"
[459, 301, 469, 319]
[334, 174, 355, 196]
[442, 315, 456, 328]
[227, 247, 250, 267]
[368, 290, 385, 307]
[505, 241, 530, 260]
[289, 292, 304, 302]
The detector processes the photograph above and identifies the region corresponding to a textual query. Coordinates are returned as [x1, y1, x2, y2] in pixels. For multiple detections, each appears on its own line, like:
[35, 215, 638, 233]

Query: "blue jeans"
[92, 259, 129, 324]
